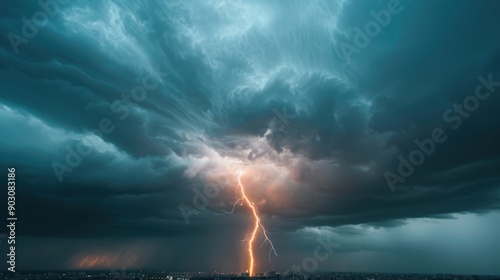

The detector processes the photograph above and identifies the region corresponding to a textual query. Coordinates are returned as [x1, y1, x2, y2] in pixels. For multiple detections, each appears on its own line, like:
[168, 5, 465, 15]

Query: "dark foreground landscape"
[2, 272, 500, 280]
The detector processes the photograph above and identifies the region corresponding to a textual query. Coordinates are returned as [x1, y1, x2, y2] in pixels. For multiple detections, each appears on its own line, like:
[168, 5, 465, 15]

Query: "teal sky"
[1, 0, 500, 274]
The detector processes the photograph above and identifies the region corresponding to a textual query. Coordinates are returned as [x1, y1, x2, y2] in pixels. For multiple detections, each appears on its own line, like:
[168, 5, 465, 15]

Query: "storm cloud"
[1, 0, 500, 274]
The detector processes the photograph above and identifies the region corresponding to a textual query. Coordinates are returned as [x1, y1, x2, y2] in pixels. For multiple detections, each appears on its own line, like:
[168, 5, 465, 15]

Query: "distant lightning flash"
[237, 170, 277, 277]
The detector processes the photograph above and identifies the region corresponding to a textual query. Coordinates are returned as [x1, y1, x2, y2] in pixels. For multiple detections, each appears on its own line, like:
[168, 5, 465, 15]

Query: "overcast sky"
[1, 0, 500, 275]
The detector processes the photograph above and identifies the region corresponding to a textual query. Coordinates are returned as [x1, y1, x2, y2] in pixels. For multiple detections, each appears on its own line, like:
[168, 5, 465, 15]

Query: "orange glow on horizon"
[77, 253, 138, 269]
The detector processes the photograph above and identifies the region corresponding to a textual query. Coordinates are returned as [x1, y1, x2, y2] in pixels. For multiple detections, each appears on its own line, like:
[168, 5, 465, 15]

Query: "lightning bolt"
[237, 170, 277, 277]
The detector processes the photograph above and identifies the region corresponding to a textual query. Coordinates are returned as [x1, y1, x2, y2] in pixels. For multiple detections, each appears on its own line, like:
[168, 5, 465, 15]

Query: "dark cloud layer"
[1, 0, 500, 274]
